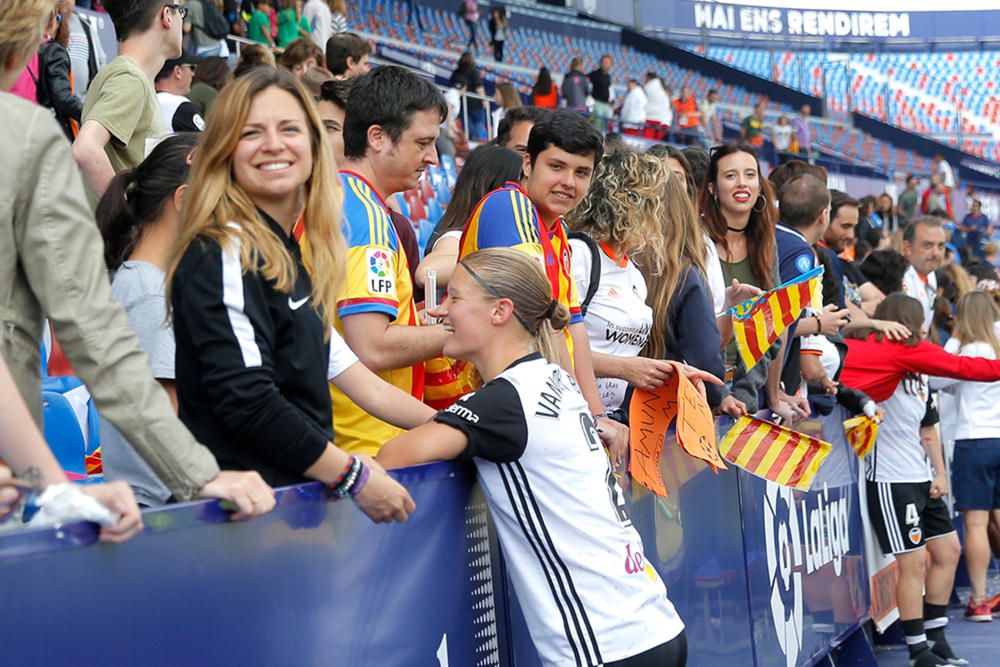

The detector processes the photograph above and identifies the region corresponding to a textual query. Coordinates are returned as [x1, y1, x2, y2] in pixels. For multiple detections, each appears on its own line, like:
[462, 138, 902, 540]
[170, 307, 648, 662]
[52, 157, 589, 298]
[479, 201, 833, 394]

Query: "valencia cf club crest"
[908, 526, 922, 545]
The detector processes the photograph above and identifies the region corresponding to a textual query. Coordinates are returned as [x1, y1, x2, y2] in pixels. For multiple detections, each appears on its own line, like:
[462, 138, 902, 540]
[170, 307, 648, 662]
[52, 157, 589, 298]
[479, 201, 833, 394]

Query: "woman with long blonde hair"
[378, 248, 706, 667]
[931, 291, 1000, 620]
[168, 68, 433, 522]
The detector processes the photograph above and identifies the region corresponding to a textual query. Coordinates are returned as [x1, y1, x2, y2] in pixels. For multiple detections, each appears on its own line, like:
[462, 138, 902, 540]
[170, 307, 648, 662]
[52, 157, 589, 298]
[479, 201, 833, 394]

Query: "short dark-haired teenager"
[310, 65, 450, 455]
[494, 105, 550, 156]
[73, 0, 184, 197]
[457, 110, 630, 460]
[325, 32, 371, 77]
[316, 77, 353, 164]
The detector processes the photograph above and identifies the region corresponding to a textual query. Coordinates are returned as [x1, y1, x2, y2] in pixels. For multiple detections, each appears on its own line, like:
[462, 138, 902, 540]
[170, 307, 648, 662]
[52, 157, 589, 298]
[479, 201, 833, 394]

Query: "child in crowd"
[247, 0, 275, 47]
[96, 134, 199, 506]
[277, 0, 309, 48]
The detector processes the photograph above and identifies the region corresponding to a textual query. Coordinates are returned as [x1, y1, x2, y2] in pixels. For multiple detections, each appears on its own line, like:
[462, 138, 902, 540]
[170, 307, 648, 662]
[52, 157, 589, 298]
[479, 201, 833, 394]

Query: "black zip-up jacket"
[172, 213, 332, 487]
[37, 41, 83, 142]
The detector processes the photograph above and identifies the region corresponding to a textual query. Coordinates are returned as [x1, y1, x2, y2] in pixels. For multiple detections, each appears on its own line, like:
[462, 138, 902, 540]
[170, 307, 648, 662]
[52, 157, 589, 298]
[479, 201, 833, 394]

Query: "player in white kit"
[378, 248, 719, 666]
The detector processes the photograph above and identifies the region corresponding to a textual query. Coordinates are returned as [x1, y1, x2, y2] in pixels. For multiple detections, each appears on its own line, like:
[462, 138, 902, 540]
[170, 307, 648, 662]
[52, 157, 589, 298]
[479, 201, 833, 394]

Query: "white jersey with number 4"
[434, 354, 684, 666]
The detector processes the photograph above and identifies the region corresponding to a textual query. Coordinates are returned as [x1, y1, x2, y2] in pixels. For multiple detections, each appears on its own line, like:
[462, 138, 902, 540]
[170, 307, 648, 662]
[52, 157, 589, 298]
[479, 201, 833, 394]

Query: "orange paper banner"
[675, 371, 727, 473]
[628, 365, 723, 496]
[628, 380, 675, 497]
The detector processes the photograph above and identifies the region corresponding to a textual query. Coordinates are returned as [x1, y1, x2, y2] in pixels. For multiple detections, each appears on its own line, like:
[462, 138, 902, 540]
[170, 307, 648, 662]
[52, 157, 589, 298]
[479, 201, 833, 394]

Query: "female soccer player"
[379, 248, 715, 666]
[843, 293, 1000, 666]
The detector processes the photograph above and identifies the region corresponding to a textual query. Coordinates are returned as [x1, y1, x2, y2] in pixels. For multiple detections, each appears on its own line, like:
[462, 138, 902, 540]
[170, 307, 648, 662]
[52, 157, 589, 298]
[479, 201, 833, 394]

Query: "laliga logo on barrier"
[764, 481, 852, 667]
[764, 481, 803, 667]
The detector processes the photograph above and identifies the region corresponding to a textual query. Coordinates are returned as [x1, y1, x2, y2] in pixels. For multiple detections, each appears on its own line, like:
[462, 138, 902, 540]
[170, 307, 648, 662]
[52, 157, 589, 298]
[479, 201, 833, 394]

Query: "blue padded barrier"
[1, 415, 876, 666]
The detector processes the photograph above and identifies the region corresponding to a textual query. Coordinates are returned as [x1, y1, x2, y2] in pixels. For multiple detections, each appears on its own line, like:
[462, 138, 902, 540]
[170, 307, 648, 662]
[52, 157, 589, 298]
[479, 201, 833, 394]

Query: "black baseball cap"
[155, 54, 203, 82]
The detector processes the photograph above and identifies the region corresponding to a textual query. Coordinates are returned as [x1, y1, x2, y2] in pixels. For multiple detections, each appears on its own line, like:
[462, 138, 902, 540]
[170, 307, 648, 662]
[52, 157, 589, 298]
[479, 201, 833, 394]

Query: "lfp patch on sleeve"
[367, 248, 396, 297]
[795, 253, 814, 274]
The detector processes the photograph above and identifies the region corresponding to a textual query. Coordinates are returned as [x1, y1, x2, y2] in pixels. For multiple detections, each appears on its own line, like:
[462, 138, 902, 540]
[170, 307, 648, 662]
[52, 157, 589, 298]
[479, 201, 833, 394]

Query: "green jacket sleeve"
[13, 105, 220, 500]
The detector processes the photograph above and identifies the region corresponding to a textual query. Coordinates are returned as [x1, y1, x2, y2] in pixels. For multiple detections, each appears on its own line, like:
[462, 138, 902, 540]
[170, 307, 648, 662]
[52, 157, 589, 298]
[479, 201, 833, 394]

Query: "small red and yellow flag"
[729, 267, 823, 370]
[718, 416, 831, 491]
[843, 415, 879, 459]
[85, 446, 103, 476]
[423, 357, 481, 410]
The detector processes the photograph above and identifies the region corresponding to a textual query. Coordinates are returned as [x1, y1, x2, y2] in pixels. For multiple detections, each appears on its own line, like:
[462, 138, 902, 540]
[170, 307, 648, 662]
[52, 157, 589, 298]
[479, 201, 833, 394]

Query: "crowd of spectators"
[5, 1, 1000, 664]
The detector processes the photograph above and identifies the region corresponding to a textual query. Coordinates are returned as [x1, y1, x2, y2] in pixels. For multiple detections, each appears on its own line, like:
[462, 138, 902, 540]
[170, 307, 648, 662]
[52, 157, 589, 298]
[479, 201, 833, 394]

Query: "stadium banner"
[630, 1, 1000, 44]
[735, 408, 871, 667]
[0, 463, 503, 666]
[506, 413, 873, 666]
[1, 417, 874, 666]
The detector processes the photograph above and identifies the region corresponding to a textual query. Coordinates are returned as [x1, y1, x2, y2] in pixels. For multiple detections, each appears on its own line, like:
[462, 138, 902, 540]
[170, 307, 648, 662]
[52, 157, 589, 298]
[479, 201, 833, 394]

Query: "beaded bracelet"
[348, 463, 370, 498]
[331, 456, 362, 498]
[330, 458, 355, 489]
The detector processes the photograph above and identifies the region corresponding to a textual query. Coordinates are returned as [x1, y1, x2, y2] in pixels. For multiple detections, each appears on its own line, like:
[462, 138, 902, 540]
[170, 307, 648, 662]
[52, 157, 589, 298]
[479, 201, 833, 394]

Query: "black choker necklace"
[727, 225, 748, 233]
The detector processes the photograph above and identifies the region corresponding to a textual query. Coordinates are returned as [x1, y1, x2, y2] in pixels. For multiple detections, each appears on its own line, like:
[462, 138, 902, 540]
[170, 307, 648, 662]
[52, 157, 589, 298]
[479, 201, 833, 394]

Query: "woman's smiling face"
[714, 150, 760, 220]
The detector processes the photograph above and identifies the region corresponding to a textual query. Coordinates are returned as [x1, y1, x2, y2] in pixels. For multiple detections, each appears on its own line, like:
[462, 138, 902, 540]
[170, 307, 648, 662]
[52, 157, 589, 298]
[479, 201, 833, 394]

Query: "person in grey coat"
[561, 56, 591, 111]
[0, 0, 275, 519]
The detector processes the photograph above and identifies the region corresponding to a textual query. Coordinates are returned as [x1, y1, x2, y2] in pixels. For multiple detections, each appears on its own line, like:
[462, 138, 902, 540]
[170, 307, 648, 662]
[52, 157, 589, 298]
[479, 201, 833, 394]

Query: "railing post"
[884, 69, 891, 123]
[845, 59, 853, 113]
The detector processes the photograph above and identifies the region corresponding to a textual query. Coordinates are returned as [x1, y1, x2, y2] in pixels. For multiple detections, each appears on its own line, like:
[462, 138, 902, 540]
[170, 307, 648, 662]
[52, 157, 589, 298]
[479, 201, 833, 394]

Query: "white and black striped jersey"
[865, 375, 939, 483]
[434, 353, 684, 666]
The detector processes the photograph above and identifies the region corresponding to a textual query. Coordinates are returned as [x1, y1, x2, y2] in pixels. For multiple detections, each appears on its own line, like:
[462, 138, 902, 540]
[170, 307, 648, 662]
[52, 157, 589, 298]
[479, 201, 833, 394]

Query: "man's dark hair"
[829, 189, 859, 220]
[526, 110, 603, 166]
[646, 143, 695, 200]
[103, 0, 163, 42]
[325, 33, 371, 76]
[681, 146, 709, 192]
[778, 174, 831, 228]
[905, 173, 916, 186]
[342, 66, 448, 160]
[768, 158, 827, 192]
[860, 250, 909, 296]
[495, 106, 550, 148]
[902, 216, 943, 243]
[154, 60, 179, 83]
[319, 78, 353, 110]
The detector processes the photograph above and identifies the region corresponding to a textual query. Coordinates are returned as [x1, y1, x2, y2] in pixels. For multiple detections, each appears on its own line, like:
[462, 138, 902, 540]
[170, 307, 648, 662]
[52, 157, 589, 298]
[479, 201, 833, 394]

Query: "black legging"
[605, 631, 688, 667]
[465, 18, 477, 50]
[492, 39, 504, 62]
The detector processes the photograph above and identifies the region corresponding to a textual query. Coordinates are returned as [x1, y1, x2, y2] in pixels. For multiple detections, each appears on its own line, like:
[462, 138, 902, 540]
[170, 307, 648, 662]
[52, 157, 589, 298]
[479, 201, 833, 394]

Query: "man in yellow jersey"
[331, 66, 450, 455]
[458, 111, 629, 460]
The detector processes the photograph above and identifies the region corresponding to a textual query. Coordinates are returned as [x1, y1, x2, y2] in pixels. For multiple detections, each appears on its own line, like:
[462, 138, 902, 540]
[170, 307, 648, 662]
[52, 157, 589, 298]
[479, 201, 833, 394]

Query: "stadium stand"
[352, 0, 952, 181]
[691, 46, 1000, 161]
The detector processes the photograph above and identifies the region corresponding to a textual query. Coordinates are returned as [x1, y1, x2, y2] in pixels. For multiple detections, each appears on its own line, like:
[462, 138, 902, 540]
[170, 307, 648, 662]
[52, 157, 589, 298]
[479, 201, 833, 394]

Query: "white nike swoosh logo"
[288, 296, 309, 310]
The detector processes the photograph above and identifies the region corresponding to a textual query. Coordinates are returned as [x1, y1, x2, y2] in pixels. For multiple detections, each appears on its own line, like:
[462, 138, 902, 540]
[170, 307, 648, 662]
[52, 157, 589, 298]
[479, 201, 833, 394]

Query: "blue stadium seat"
[41, 375, 102, 481]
